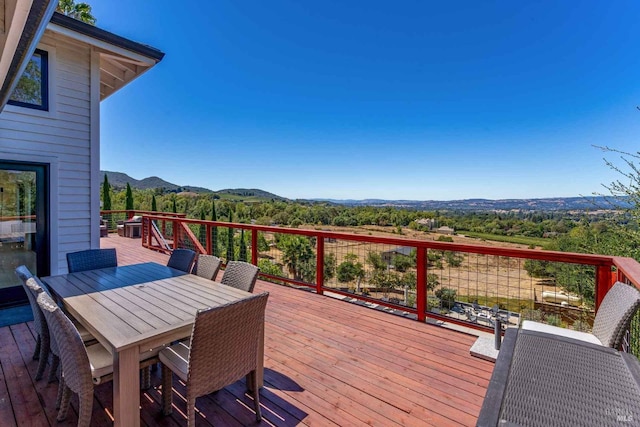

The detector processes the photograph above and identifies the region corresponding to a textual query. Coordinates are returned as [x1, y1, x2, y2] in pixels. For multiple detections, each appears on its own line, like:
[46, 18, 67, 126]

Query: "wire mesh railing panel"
[425, 249, 596, 330]
[323, 240, 417, 307]
[255, 231, 317, 287]
[100, 211, 128, 232]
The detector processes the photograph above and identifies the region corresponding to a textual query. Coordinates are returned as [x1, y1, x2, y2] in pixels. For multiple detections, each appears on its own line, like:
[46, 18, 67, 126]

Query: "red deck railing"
[125, 213, 640, 341]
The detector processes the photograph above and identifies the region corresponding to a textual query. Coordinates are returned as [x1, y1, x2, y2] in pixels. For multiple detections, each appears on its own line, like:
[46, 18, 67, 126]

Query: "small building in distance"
[436, 226, 455, 235]
[415, 218, 437, 230]
[381, 246, 413, 265]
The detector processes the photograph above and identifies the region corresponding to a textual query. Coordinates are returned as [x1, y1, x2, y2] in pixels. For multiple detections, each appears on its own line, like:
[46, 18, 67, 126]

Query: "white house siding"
[0, 30, 94, 274]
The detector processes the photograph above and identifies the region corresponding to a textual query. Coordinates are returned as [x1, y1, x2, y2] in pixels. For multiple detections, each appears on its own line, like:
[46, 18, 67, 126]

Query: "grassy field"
[460, 231, 550, 248]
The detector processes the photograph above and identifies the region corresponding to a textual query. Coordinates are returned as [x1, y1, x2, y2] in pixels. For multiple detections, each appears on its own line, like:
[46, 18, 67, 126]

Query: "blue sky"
[92, 1, 640, 200]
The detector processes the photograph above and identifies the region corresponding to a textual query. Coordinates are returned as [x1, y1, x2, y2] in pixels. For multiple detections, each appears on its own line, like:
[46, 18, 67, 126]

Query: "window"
[8, 49, 49, 111]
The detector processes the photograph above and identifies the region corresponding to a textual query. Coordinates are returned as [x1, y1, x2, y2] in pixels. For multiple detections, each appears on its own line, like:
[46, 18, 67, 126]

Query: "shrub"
[435, 287, 457, 309]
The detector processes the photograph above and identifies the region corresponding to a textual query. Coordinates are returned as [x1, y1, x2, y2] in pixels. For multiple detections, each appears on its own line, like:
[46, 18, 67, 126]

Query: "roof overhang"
[48, 13, 165, 100]
[0, 0, 57, 111]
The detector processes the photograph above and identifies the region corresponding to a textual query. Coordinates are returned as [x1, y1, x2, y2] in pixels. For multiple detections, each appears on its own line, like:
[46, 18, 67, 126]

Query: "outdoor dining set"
[15, 247, 266, 427]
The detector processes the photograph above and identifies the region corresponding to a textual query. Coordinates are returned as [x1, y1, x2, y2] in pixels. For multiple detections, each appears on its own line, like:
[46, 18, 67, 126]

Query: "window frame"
[7, 48, 49, 111]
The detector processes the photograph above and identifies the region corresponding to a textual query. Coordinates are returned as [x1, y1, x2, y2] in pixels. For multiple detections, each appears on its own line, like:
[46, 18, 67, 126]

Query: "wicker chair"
[167, 248, 196, 273]
[66, 248, 117, 273]
[522, 281, 640, 348]
[193, 254, 222, 280]
[15, 265, 96, 382]
[36, 292, 160, 426]
[160, 292, 269, 426]
[15, 265, 50, 380]
[221, 261, 260, 293]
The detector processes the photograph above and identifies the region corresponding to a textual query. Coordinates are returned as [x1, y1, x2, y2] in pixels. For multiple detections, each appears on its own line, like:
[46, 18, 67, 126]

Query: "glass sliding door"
[0, 162, 48, 307]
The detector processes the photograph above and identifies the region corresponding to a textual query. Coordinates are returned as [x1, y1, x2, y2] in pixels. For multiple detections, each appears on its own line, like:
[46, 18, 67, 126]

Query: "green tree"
[102, 174, 111, 211]
[56, 0, 97, 24]
[366, 251, 386, 272]
[211, 200, 219, 257]
[337, 254, 365, 283]
[239, 229, 248, 262]
[125, 183, 134, 211]
[324, 253, 337, 282]
[199, 210, 206, 245]
[258, 259, 282, 277]
[172, 198, 177, 213]
[226, 212, 234, 262]
[393, 254, 414, 272]
[278, 235, 314, 281]
[151, 195, 157, 212]
[10, 57, 42, 104]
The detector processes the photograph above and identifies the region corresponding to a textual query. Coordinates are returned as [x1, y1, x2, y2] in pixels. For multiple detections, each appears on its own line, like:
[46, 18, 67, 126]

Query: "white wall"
[0, 29, 95, 274]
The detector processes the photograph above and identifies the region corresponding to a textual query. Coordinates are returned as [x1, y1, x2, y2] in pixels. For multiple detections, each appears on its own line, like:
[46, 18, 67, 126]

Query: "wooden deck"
[0, 234, 494, 426]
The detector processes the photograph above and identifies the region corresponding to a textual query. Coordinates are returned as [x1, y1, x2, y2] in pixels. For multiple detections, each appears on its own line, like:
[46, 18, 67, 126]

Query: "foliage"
[125, 183, 134, 210]
[435, 287, 457, 309]
[444, 251, 464, 267]
[277, 235, 314, 281]
[545, 314, 562, 327]
[226, 212, 234, 262]
[337, 254, 365, 283]
[427, 273, 440, 290]
[10, 57, 42, 104]
[258, 259, 282, 277]
[324, 253, 337, 282]
[393, 254, 414, 272]
[436, 235, 453, 242]
[56, 0, 96, 24]
[102, 174, 111, 210]
[198, 210, 206, 244]
[239, 229, 248, 262]
[151, 195, 157, 212]
[211, 200, 219, 257]
[366, 251, 386, 271]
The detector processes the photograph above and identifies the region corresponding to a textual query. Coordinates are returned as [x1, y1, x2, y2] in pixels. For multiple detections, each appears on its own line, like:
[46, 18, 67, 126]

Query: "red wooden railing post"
[251, 229, 258, 266]
[416, 247, 427, 322]
[173, 219, 179, 249]
[595, 264, 615, 311]
[316, 237, 324, 295]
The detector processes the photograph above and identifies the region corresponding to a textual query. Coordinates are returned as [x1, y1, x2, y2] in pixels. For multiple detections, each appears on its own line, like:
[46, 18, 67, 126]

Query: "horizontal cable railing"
[134, 215, 637, 340]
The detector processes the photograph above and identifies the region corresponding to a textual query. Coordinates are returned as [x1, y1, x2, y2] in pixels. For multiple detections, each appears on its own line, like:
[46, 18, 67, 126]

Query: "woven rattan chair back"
[37, 292, 95, 426]
[187, 292, 268, 393]
[66, 248, 117, 273]
[193, 254, 222, 280]
[167, 248, 196, 273]
[15, 266, 51, 380]
[15, 266, 42, 336]
[221, 261, 260, 293]
[592, 281, 640, 348]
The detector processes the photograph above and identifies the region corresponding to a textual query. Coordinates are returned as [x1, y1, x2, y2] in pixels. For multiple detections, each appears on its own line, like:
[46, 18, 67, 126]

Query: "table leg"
[248, 322, 264, 392]
[257, 322, 264, 387]
[113, 347, 140, 427]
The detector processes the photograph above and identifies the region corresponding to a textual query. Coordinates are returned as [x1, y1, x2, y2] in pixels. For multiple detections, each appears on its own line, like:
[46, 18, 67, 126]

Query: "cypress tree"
[211, 200, 218, 257]
[239, 229, 247, 262]
[151, 195, 157, 211]
[199, 209, 206, 245]
[226, 211, 234, 262]
[102, 174, 111, 211]
[125, 183, 134, 211]
[172, 198, 177, 213]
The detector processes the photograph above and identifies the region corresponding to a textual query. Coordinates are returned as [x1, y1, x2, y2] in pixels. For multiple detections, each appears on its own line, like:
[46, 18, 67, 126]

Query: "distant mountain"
[100, 171, 287, 201]
[311, 196, 629, 211]
[102, 170, 626, 211]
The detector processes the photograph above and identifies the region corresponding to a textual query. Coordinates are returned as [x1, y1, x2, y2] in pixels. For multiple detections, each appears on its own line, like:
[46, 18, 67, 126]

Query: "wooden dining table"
[42, 262, 263, 427]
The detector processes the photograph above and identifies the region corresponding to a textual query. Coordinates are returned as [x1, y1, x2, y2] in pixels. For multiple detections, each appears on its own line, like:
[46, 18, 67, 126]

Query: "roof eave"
[49, 12, 165, 62]
[0, 0, 57, 112]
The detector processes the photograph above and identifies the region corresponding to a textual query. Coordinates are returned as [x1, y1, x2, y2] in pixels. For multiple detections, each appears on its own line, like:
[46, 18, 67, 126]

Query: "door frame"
[0, 160, 49, 307]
